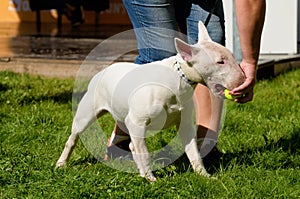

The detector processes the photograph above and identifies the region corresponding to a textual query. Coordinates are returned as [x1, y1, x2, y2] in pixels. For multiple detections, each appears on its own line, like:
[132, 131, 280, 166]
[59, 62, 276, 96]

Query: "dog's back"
[90, 60, 192, 125]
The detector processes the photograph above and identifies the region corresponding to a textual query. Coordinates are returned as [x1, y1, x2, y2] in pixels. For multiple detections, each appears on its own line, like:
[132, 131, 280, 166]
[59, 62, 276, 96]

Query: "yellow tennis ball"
[224, 89, 237, 100]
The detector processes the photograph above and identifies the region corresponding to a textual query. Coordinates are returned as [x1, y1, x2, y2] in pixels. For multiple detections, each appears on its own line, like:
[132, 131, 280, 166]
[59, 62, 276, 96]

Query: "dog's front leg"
[178, 105, 210, 177]
[129, 137, 156, 182]
[178, 123, 210, 177]
[125, 115, 156, 182]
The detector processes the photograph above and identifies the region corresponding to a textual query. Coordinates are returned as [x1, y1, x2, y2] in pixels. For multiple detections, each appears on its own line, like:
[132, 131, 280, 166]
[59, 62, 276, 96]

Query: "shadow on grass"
[220, 126, 300, 171]
[0, 83, 9, 92]
[19, 90, 73, 105]
[154, 126, 300, 177]
[264, 127, 300, 154]
[67, 127, 300, 178]
[59, 125, 300, 179]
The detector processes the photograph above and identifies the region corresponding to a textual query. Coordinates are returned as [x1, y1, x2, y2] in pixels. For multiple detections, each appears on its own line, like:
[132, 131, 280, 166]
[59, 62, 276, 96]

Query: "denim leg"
[186, 0, 225, 45]
[122, 0, 180, 64]
[122, 0, 225, 63]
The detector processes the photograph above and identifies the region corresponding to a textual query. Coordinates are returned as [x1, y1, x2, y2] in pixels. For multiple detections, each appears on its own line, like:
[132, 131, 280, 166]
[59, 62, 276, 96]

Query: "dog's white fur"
[56, 22, 244, 182]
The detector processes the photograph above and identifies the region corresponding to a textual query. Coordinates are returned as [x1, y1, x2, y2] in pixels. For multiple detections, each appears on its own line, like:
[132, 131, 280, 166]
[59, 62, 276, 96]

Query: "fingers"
[229, 59, 257, 104]
[233, 90, 253, 103]
[231, 77, 254, 93]
[230, 77, 255, 104]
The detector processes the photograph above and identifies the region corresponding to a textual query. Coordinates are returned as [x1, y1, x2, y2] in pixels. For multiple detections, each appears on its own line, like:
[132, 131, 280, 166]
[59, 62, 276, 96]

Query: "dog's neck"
[160, 55, 204, 86]
[173, 59, 197, 85]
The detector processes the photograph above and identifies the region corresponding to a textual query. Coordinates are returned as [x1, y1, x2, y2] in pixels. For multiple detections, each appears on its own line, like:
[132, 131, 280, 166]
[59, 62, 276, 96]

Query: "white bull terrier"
[56, 21, 245, 182]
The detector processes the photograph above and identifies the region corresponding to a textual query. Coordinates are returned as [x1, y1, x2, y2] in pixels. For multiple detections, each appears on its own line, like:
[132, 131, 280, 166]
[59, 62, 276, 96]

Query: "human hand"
[230, 60, 257, 103]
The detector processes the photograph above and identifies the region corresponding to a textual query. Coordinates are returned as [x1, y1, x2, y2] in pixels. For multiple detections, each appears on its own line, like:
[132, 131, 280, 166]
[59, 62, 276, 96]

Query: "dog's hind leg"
[56, 92, 103, 168]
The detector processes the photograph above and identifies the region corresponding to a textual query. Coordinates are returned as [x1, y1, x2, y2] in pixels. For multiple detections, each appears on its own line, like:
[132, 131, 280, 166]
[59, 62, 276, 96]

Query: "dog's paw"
[196, 168, 211, 178]
[55, 161, 67, 169]
[201, 171, 211, 178]
[145, 175, 157, 182]
[142, 173, 157, 182]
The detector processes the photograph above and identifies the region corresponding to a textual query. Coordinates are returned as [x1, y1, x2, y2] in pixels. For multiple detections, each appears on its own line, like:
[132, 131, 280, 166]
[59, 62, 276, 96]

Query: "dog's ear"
[197, 21, 212, 44]
[175, 38, 200, 62]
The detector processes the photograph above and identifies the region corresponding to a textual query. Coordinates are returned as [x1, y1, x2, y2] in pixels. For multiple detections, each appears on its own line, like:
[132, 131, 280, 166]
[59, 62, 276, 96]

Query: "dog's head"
[174, 21, 245, 98]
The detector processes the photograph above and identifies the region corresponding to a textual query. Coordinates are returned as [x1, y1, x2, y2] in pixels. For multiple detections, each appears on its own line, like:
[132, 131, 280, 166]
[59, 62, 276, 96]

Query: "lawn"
[0, 69, 299, 198]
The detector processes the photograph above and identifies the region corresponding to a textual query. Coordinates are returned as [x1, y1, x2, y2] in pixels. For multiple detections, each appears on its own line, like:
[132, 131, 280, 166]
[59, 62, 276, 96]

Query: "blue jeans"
[122, 0, 225, 64]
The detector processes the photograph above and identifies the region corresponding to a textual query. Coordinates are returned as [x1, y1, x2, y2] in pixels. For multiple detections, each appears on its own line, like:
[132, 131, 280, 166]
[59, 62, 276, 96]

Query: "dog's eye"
[216, 56, 226, 65]
[217, 60, 225, 65]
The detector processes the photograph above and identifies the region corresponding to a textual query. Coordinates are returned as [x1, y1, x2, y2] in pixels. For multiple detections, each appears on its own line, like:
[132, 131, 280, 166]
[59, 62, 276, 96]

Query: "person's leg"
[193, 85, 223, 158]
[64, 0, 84, 27]
[123, 0, 180, 64]
[186, 0, 225, 45]
[186, 0, 225, 159]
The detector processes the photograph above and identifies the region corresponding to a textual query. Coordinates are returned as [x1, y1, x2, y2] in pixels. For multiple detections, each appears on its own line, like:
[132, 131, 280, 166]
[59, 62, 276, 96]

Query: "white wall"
[223, 0, 233, 51]
[224, 0, 298, 55]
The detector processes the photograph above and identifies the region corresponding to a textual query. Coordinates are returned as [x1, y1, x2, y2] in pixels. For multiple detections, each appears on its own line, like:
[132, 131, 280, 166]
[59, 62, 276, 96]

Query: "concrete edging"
[0, 57, 111, 79]
[257, 55, 300, 80]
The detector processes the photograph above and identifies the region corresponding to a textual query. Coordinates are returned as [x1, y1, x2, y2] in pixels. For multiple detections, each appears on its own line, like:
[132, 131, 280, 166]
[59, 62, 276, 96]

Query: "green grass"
[0, 69, 299, 198]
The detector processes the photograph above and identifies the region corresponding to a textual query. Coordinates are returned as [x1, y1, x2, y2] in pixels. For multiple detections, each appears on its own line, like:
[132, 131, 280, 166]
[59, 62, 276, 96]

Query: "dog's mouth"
[214, 84, 227, 99]
[207, 82, 232, 99]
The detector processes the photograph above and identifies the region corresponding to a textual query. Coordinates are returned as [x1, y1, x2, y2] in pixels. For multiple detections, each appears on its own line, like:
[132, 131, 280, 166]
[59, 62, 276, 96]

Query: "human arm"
[231, 0, 266, 103]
